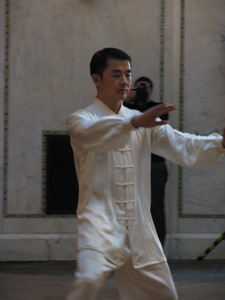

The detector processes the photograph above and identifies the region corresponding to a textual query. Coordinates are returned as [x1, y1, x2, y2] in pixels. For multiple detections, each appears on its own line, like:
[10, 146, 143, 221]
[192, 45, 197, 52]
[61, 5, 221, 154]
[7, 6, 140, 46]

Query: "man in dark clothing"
[124, 76, 168, 247]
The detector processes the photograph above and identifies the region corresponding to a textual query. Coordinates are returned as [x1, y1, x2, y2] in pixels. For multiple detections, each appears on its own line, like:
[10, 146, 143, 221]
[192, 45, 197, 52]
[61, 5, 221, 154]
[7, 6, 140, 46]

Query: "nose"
[121, 76, 130, 86]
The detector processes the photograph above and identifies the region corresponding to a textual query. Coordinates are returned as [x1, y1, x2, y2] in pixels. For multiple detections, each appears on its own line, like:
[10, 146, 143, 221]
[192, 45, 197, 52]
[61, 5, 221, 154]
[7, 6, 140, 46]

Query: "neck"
[97, 95, 122, 114]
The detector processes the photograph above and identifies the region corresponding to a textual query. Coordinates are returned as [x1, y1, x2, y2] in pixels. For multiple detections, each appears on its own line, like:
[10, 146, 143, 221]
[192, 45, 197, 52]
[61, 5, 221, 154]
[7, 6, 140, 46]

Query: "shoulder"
[67, 101, 102, 119]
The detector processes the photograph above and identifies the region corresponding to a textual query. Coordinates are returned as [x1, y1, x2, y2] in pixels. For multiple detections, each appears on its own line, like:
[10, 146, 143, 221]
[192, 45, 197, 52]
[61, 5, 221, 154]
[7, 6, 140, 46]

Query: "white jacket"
[67, 98, 224, 268]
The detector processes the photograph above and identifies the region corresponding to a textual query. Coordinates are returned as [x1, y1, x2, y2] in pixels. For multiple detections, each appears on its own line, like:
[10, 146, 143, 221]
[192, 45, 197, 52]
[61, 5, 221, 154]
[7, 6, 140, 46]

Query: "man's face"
[93, 59, 132, 102]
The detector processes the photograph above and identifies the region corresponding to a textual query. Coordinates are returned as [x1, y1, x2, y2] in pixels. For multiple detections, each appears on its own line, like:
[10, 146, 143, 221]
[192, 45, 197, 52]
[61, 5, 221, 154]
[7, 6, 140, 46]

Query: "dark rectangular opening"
[43, 133, 78, 215]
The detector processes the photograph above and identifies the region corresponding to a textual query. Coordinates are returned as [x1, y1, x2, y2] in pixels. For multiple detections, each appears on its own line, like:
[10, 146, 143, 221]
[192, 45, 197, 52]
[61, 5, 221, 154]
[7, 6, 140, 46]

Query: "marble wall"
[166, 0, 225, 260]
[0, 0, 224, 261]
[182, 0, 225, 217]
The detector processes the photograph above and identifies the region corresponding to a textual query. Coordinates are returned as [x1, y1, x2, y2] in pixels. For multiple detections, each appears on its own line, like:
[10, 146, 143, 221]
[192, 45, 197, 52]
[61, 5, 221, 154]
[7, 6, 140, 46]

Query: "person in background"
[66, 47, 225, 300]
[124, 76, 168, 247]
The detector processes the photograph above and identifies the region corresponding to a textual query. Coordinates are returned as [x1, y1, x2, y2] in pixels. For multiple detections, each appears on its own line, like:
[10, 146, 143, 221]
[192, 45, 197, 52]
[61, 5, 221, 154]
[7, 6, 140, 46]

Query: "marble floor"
[0, 261, 225, 300]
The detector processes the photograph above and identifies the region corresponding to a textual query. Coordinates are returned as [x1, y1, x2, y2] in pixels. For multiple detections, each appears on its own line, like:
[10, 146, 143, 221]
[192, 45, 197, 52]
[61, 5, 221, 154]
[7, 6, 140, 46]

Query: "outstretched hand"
[131, 103, 177, 128]
[222, 128, 225, 148]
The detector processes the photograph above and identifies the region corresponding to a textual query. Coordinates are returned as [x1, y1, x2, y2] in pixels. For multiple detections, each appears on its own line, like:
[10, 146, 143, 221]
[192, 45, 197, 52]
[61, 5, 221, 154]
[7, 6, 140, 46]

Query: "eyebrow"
[112, 69, 132, 74]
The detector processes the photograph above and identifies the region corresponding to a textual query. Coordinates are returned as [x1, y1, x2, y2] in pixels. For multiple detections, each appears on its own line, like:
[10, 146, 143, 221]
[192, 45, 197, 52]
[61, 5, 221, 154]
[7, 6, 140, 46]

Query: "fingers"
[143, 103, 177, 118]
[133, 103, 176, 128]
[125, 90, 136, 103]
[153, 103, 177, 115]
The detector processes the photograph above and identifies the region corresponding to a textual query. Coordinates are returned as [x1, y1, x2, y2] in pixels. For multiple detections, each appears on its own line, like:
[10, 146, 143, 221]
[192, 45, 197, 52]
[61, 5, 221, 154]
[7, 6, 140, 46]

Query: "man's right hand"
[131, 103, 177, 128]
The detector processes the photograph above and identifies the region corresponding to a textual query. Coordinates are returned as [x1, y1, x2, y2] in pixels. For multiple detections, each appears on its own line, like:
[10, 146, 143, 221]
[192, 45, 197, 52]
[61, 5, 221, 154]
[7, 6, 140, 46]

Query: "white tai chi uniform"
[66, 98, 224, 300]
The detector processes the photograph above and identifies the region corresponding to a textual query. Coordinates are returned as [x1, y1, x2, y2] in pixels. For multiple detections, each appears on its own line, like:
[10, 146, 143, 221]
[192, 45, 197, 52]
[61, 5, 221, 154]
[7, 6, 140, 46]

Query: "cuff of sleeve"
[122, 116, 139, 131]
[217, 137, 225, 155]
[130, 116, 140, 129]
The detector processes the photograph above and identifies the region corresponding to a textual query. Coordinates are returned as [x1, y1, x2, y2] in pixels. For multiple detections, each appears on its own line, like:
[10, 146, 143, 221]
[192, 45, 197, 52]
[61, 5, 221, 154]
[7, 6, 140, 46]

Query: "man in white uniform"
[66, 48, 225, 300]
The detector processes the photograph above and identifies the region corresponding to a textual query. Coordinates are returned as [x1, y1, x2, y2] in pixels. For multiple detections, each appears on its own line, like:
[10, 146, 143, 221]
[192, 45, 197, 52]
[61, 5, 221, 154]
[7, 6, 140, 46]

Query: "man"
[124, 76, 169, 247]
[66, 47, 225, 300]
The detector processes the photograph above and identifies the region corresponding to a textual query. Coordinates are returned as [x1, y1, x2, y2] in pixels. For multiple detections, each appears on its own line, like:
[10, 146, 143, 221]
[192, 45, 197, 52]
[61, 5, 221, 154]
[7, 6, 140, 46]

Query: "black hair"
[134, 76, 153, 90]
[90, 47, 132, 78]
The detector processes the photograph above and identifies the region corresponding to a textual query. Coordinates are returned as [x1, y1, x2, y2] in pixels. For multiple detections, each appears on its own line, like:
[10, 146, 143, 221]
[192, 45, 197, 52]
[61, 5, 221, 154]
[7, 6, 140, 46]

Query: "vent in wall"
[43, 132, 78, 215]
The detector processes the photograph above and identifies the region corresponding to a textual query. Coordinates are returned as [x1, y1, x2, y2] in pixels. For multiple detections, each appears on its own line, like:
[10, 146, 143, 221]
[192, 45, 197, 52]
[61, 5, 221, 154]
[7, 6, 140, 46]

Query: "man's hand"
[222, 127, 225, 148]
[124, 88, 136, 105]
[131, 103, 177, 128]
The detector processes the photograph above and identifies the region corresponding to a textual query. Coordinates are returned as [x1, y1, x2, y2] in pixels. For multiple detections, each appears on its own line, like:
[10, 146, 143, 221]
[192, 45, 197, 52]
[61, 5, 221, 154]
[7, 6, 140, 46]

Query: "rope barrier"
[197, 232, 225, 261]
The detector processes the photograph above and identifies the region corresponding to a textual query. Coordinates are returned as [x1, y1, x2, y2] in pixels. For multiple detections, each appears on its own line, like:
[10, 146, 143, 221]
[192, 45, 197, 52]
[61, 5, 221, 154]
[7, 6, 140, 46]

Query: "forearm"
[152, 126, 225, 168]
[67, 112, 134, 151]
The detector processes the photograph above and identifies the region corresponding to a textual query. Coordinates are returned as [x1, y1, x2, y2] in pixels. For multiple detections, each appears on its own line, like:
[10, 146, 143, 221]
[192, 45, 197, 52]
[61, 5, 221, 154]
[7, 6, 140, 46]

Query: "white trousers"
[66, 249, 178, 300]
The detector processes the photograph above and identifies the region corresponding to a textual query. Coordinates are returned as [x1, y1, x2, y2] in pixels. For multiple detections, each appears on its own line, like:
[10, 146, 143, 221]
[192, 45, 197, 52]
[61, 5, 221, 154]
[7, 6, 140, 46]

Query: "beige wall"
[0, 0, 225, 261]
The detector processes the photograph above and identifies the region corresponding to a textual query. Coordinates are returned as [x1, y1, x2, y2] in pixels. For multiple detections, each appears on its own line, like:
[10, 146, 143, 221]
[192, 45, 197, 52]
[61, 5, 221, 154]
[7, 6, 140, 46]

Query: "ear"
[92, 74, 101, 88]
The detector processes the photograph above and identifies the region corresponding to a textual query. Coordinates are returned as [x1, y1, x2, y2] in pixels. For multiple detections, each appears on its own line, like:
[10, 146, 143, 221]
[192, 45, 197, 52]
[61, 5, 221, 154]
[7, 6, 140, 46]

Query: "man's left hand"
[222, 128, 225, 148]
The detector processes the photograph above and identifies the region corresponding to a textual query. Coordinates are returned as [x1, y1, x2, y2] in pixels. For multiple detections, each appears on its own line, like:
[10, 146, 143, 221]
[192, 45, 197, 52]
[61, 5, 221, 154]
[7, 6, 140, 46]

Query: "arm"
[67, 111, 135, 152]
[132, 103, 225, 166]
[67, 103, 176, 152]
[151, 125, 225, 168]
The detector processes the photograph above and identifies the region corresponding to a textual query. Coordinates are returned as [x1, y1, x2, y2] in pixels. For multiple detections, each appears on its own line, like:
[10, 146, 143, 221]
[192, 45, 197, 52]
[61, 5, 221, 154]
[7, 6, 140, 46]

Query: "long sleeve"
[66, 100, 224, 268]
[151, 124, 225, 168]
[66, 106, 136, 152]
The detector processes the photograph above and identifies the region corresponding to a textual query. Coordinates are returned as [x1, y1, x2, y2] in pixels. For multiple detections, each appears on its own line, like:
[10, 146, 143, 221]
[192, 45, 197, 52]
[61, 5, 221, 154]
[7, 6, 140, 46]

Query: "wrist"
[131, 116, 140, 129]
